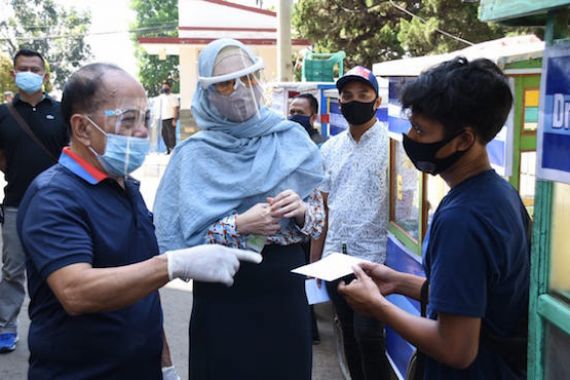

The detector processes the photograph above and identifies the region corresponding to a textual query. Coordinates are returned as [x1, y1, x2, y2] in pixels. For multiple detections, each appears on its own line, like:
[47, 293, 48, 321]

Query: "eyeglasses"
[213, 72, 260, 95]
[92, 108, 150, 135]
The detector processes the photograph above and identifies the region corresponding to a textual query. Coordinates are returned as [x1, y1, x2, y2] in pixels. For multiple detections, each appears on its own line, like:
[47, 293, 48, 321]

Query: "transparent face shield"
[198, 47, 267, 123]
[91, 97, 152, 137]
[83, 97, 152, 177]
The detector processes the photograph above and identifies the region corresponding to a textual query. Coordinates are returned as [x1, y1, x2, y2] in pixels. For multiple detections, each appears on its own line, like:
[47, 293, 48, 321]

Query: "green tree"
[294, 0, 406, 69]
[0, 0, 91, 91]
[130, 0, 179, 97]
[293, 0, 535, 68]
[397, 0, 514, 56]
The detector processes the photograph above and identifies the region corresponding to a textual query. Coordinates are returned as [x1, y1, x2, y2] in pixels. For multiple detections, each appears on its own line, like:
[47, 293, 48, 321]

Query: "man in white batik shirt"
[311, 66, 390, 380]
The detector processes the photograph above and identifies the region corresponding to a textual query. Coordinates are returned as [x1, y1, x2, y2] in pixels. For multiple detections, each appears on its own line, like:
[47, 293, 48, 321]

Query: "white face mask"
[207, 82, 263, 122]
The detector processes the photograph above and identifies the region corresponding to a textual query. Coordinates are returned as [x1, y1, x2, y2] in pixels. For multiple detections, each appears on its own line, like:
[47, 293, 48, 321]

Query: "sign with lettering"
[537, 42, 570, 184]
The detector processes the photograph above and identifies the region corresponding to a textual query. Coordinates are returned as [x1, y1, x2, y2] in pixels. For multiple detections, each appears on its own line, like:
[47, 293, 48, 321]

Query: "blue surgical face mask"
[15, 71, 44, 94]
[85, 116, 150, 177]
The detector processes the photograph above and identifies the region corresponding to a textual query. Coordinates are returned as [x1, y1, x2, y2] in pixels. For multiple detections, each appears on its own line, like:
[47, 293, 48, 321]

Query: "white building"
[138, 0, 310, 110]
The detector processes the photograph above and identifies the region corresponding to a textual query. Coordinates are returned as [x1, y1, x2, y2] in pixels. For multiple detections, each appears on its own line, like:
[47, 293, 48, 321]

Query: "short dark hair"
[61, 63, 125, 134]
[400, 57, 513, 144]
[13, 49, 46, 69]
[295, 93, 318, 114]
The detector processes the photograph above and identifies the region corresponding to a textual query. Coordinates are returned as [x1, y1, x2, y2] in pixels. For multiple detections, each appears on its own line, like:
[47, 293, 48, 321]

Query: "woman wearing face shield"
[153, 39, 325, 379]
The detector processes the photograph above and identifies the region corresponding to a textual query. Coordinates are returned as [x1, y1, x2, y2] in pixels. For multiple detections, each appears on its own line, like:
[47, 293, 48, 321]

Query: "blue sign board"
[328, 98, 349, 136]
[384, 235, 424, 378]
[387, 77, 413, 136]
[537, 42, 570, 184]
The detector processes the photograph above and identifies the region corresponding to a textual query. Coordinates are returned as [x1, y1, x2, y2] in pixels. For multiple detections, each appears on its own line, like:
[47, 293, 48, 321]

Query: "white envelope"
[292, 252, 370, 282]
[304, 279, 330, 305]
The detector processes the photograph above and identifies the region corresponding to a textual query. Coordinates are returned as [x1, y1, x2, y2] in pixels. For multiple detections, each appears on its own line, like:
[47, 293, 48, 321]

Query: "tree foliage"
[130, 0, 179, 97]
[293, 0, 406, 69]
[0, 53, 16, 97]
[0, 0, 92, 91]
[293, 0, 536, 68]
[397, 0, 511, 56]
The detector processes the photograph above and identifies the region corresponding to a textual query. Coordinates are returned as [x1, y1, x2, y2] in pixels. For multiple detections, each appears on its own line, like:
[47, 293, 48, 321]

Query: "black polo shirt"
[0, 94, 68, 207]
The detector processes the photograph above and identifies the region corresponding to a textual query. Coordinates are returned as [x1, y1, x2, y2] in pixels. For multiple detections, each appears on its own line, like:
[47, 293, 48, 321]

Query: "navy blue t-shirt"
[423, 170, 530, 379]
[17, 152, 163, 380]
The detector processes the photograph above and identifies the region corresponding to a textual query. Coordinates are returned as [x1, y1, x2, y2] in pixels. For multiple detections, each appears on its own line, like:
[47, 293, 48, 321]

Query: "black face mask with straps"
[288, 114, 316, 136]
[402, 129, 469, 175]
[340, 99, 377, 126]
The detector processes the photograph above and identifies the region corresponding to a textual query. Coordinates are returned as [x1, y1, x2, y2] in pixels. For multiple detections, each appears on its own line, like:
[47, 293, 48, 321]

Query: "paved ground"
[0, 153, 347, 379]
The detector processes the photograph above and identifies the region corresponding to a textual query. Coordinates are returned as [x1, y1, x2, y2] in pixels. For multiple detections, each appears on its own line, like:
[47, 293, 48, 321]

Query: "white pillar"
[179, 46, 198, 110]
[277, 0, 293, 82]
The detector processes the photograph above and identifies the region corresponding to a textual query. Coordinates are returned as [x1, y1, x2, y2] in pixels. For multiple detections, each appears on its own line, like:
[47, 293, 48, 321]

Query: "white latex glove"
[165, 244, 262, 286]
[162, 365, 181, 380]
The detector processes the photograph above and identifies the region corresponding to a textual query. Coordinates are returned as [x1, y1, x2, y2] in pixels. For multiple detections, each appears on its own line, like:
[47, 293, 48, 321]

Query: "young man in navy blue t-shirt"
[338, 57, 530, 379]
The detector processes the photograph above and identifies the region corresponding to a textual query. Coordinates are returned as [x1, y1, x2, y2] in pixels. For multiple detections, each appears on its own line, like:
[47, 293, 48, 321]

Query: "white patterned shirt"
[320, 120, 389, 263]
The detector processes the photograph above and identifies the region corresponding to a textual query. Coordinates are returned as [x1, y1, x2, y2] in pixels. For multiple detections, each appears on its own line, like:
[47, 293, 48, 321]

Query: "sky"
[56, 0, 138, 76]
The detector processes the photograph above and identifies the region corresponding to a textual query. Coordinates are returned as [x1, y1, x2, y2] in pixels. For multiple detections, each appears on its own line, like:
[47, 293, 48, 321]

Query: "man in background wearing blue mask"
[310, 66, 390, 380]
[288, 93, 326, 146]
[16, 63, 261, 379]
[0, 49, 68, 354]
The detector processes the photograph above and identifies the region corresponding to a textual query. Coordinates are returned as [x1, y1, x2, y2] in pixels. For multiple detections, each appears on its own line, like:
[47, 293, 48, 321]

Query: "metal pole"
[277, 0, 293, 82]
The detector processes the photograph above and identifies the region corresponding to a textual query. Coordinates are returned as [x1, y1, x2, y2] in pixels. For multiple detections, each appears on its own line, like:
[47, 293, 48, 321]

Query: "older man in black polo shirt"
[0, 49, 68, 353]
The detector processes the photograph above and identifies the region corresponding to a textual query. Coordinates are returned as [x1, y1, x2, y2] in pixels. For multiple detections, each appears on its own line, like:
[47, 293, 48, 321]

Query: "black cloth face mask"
[402, 130, 469, 175]
[340, 99, 377, 125]
[289, 114, 317, 136]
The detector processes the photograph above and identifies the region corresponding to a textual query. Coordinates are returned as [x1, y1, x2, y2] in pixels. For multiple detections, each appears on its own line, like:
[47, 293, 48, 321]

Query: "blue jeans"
[327, 278, 391, 380]
[0, 208, 26, 335]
